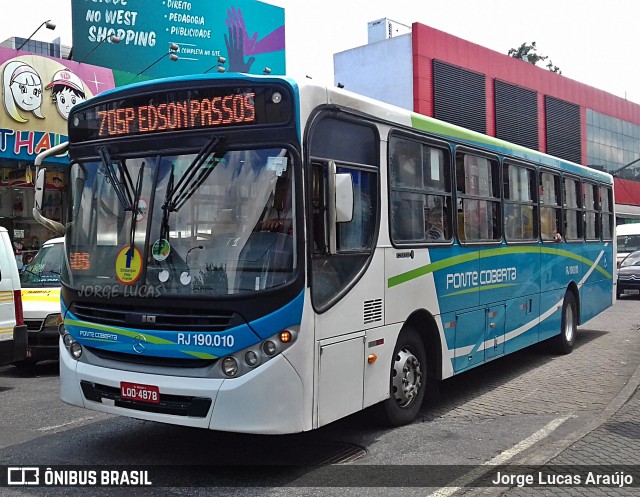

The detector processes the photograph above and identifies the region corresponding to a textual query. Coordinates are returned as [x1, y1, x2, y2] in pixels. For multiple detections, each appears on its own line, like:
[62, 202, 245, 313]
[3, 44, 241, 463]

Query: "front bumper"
[617, 277, 640, 296]
[59, 340, 305, 434]
[25, 326, 60, 361]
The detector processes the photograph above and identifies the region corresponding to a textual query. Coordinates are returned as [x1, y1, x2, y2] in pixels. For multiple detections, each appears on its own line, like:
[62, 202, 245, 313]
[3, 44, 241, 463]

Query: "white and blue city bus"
[34, 74, 614, 434]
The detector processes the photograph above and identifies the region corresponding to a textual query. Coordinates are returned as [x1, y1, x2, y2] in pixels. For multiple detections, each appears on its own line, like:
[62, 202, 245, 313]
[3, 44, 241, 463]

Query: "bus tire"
[377, 327, 426, 426]
[553, 292, 577, 354]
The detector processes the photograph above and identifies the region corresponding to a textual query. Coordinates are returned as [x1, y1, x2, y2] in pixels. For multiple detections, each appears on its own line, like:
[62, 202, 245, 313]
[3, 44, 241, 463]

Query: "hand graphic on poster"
[224, 24, 255, 73]
[223, 6, 285, 73]
[226, 6, 258, 56]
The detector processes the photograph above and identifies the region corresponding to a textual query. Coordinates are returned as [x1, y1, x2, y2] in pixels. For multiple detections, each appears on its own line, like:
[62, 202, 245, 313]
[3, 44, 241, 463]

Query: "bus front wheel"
[377, 327, 426, 426]
[553, 292, 577, 354]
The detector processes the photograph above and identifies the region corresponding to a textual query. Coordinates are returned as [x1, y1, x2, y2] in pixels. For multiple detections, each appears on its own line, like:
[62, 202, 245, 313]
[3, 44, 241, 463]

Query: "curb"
[459, 353, 640, 497]
[513, 360, 640, 466]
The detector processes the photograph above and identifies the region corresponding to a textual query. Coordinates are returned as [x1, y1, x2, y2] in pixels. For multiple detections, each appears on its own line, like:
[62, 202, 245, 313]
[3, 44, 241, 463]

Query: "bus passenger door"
[485, 305, 505, 360]
[309, 159, 381, 426]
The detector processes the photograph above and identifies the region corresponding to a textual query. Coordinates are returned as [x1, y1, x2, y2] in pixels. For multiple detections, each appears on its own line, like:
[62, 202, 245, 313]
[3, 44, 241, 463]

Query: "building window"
[586, 109, 640, 178]
[495, 81, 539, 150]
[546, 96, 581, 164]
[433, 60, 486, 134]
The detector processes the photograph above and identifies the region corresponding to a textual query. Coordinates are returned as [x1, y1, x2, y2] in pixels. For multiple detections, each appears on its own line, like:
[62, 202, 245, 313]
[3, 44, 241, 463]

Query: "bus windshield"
[20, 242, 63, 288]
[65, 146, 296, 297]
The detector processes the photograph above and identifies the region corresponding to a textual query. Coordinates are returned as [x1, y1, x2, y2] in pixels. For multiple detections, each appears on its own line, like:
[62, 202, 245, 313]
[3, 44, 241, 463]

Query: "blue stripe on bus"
[61, 291, 305, 359]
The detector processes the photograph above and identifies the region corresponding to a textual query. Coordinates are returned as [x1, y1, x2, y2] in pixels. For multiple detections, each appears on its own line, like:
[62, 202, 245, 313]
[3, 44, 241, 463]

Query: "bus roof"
[74, 73, 612, 185]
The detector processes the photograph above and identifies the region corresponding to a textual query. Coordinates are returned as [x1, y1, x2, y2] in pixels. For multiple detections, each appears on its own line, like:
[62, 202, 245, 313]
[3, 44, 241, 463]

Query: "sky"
[2, 0, 639, 103]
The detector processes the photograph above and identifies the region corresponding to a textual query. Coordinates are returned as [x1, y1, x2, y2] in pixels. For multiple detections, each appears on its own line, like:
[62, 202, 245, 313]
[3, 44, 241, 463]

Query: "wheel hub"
[392, 347, 422, 408]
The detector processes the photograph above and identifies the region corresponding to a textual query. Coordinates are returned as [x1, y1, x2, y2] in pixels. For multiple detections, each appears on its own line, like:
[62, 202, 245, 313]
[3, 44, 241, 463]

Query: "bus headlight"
[70, 341, 83, 359]
[63, 333, 73, 348]
[215, 328, 298, 379]
[244, 350, 259, 367]
[222, 356, 239, 377]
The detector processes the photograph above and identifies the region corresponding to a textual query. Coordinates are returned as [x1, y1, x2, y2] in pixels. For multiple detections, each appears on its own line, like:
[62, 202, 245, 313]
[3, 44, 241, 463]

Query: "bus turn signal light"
[368, 354, 377, 364]
[279, 331, 292, 343]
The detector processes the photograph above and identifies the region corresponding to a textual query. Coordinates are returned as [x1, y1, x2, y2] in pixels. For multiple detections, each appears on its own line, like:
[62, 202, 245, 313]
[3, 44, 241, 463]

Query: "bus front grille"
[86, 346, 216, 369]
[69, 302, 240, 331]
[80, 381, 212, 417]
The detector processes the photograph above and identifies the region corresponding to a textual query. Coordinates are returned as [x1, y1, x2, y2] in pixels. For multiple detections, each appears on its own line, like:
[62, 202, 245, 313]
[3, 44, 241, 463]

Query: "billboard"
[0, 47, 115, 164]
[71, 0, 286, 80]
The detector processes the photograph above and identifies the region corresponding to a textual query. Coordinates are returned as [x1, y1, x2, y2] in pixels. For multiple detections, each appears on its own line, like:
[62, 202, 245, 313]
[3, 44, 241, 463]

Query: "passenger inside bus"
[255, 176, 292, 235]
[426, 206, 445, 240]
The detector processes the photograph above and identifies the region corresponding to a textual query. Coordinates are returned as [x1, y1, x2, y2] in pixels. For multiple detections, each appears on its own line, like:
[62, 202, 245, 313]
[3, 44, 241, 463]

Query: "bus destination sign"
[98, 92, 256, 137]
[70, 85, 291, 141]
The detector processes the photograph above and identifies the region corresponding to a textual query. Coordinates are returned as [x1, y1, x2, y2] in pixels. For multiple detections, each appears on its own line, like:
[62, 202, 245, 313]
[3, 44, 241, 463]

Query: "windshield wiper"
[159, 136, 224, 242]
[168, 136, 224, 212]
[98, 146, 133, 211]
[128, 162, 146, 257]
[160, 164, 175, 241]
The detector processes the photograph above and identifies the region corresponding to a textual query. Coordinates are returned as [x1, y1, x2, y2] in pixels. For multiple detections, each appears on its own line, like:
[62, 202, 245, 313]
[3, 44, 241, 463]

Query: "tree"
[508, 41, 561, 74]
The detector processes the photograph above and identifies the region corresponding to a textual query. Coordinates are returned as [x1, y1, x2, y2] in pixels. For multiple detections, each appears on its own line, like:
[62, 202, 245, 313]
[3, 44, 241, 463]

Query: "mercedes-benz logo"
[132, 334, 147, 354]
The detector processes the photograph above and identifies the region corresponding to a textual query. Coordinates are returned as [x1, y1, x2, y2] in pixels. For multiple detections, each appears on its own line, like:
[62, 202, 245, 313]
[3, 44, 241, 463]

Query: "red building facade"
[410, 23, 640, 220]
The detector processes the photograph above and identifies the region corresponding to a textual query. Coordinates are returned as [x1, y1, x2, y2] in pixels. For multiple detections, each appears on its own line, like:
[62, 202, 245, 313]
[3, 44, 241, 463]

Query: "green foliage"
[508, 41, 562, 74]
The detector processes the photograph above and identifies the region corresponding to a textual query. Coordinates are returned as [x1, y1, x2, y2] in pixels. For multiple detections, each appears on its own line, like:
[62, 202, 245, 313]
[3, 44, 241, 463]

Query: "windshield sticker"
[151, 239, 171, 262]
[115, 247, 143, 285]
[180, 271, 192, 286]
[135, 197, 149, 222]
[267, 156, 288, 176]
[158, 269, 170, 283]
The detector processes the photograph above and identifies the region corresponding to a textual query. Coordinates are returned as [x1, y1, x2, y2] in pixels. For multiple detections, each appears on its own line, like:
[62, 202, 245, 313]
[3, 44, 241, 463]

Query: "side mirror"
[327, 162, 354, 254]
[335, 173, 354, 223]
[34, 168, 46, 212]
[33, 168, 65, 235]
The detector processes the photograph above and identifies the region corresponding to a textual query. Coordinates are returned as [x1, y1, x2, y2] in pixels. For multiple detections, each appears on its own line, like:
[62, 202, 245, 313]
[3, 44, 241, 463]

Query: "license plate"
[623, 289, 640, 295]
[120, 382, 160, 404]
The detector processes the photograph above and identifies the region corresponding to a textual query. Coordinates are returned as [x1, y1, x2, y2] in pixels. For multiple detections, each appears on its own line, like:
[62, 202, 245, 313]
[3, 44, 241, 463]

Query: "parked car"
[617, 249, 640, 299]
[616, 223, 640, 267]
[15, 237, 64, 367]
[0, 226, 27, 365]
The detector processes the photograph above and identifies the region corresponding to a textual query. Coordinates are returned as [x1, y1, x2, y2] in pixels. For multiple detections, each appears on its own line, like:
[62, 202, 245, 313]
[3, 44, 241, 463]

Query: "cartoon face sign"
[53, 86, 84, 119]
[46, 69, 86, 120]
[2, 60, 44, 123]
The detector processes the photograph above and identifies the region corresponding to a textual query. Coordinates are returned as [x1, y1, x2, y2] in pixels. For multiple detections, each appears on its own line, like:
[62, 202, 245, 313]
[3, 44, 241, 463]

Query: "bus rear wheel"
[553, 292, 577, 354]
[377, 327, 426, 426]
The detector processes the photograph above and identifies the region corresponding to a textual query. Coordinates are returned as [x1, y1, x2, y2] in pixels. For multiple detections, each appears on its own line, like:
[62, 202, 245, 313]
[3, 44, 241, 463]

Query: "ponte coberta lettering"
[446, 267, 517, 289]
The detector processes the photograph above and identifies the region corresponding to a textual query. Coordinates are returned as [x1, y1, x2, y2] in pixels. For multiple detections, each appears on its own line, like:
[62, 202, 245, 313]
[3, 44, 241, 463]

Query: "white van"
[17, 237, 64, 366]
[616, 223, 640, 266]
[0, 226, 27, 365]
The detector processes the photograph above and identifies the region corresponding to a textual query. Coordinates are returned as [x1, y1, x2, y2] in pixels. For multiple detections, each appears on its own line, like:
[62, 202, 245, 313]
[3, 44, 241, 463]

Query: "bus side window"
[503, 163, 537, 242]
[389, 136, 452, 244]
[455, 152, 500, 242]
[540, 171, 562, 241]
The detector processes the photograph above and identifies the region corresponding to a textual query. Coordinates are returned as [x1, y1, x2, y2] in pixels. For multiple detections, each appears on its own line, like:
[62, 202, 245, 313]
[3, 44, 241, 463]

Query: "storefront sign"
[0, 47, 116, 163]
